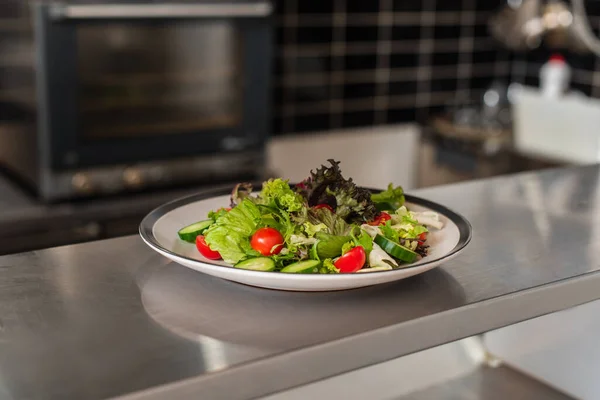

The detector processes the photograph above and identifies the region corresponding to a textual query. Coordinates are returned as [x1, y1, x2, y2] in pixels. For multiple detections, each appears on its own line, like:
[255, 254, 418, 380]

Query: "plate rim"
[139, 186, 472, 278]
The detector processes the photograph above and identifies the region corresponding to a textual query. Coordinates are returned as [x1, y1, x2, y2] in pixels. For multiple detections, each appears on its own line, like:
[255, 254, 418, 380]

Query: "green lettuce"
[303, 221, 328, 237]
[204, 199, 261, 264]
[392, 206, 429, 238]
[307, 208, 352, 236]
[380, 220, 400, 243]
[319, 258, 340, 274]
[341, 241, 354, 255]
[371, 183, 405, 211]
[260, 178, 304, 213]
[353, 229, 374, 255]
[207, 207, 229, 222]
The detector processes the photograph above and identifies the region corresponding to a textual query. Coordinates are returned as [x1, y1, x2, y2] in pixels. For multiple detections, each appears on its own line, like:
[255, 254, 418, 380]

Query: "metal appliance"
[0, 1, 273, 201]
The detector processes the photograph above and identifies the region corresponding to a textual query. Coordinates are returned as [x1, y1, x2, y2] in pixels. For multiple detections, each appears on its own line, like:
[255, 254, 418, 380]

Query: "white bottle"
[540, 54, 571, 97]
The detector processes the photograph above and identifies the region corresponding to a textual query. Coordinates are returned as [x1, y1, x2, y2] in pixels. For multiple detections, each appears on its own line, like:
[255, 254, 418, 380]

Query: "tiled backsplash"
[272, 0, 600, 136]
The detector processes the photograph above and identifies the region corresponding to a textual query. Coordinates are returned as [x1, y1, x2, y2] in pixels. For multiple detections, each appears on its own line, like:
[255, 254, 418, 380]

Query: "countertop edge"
[114, 270, 600, 400]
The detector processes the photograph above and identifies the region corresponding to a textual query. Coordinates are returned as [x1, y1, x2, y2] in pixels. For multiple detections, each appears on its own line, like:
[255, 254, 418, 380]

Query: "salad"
[177, 160, 444, 274]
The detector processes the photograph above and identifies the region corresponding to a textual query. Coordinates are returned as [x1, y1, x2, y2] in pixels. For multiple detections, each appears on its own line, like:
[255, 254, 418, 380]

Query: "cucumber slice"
[374, 234, 418, 263]
[280, 260, 320, 274]
[234, 257, 276, 272]
[177, 219, 213, 242]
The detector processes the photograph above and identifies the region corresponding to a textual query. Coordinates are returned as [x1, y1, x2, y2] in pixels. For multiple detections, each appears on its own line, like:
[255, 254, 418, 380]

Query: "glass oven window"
[77, 21, 242, 139]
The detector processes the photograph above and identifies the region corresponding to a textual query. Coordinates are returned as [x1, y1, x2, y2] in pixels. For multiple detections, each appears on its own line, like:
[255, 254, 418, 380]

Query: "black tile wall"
[272, 0, 600, 135]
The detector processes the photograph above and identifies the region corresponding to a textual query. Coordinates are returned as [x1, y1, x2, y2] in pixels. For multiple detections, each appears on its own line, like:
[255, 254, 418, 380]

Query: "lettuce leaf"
[369, 243, 398, 269]
[380, 220, 400, 243]
[391, 206, 430, 238]
[303, 221, 328, 237]
[354, 229, 374, 255]
[207, 207, 229, 222]
[230, 183, 253, 207]
[341, 241, 354, 255]
[307, 208, 353, 236]
[260, 178, 304, 213]
[297, 159, 379, 224]
[371, 183, 405, 211]
[319, 258, 340, 274]
[204, 199, 261, 264]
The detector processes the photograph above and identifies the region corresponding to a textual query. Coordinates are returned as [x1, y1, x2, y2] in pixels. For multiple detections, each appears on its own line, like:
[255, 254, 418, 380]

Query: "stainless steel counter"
[1, 165, 599, 400]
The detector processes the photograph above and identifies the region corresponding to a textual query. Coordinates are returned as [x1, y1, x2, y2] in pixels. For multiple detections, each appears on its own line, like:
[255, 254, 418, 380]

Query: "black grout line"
[457, 0, 475, 96]
[330, 0, 345, 129]
[280, 0, 298, 134]
[374, 0, 393, 124]
[276, 63, 507, 87]
[415, 0, 436, 114]
[278, 37, 496, 57]
[277, 11, 489, 27]
[275, 90, 478, 119]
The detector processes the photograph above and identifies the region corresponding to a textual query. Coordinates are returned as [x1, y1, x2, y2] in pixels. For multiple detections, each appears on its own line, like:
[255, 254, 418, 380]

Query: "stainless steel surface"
[398, 365, 573, 400]
[0, 166, 599, 399]
[49, 3, 273, 20]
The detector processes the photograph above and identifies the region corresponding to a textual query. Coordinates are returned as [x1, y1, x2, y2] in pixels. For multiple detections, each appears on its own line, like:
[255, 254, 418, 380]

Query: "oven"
[0, 1, 272, 201]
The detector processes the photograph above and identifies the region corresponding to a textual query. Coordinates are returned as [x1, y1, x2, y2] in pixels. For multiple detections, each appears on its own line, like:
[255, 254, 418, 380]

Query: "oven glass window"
[77, 21, 242, 138]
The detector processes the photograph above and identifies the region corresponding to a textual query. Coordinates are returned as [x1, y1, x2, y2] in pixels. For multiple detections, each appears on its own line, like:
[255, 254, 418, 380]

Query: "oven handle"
[48, 3, 272, 20]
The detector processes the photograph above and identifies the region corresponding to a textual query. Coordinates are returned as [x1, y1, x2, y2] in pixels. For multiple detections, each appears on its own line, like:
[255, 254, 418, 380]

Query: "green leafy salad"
[177, 160, 444, 274]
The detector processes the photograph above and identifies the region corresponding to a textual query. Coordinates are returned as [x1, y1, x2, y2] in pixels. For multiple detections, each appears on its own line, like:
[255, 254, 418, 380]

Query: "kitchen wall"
[505, 4, 600, 98]
[272, 0, 600, 136]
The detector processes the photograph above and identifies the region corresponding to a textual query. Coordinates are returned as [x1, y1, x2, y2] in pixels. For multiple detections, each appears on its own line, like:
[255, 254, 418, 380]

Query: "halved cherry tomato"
[196, 235, 222, 260]
[334, 246, 366, 273]
[251, 227, 284, 256]
[313, 204, 334, 212]
[417, 232, 427, 245]
[368, 212, 392, 226]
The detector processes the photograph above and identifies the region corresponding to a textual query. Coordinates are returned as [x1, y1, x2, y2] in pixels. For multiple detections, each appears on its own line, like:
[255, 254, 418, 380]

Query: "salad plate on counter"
[140, 160, 471, 291]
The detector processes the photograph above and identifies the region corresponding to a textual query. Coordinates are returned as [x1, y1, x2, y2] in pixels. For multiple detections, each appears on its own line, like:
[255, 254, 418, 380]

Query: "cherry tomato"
[217, 207, 231, 212]
[251, 227, 284, 256]
[334, 246, 366, 273]
[368, 212, 392, 226]
[417, 232, 427, 245]
[196, 235, 222, 260]
[313, 204, 334, 212]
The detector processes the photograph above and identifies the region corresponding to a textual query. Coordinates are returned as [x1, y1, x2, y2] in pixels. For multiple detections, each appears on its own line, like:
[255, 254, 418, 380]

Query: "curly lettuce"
[260, 178, 304, 213]
[296, 159, 379, 224]
[319, 258, 340, 274]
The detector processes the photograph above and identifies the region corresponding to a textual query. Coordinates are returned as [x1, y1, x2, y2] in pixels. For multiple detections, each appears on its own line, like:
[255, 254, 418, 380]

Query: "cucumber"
[374, 234, 418, 263]
[281, 260, 320, 274]
[177, 219, 213, 242]
[234, 257, 276, 272]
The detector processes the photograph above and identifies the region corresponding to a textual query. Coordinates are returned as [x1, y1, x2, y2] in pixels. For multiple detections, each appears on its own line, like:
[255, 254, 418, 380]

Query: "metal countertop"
[1, 165, 599, 400]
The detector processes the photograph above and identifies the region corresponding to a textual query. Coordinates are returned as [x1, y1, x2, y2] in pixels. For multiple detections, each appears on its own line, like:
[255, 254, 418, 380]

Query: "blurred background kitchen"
[0, 0, 599, 255]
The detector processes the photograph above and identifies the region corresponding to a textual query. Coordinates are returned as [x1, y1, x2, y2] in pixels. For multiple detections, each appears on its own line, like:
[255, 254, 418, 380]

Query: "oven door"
[34, 2, 272, 170]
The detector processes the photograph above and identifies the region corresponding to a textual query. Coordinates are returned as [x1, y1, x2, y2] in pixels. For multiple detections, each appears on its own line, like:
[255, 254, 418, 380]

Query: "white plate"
[140, 188, 471, 291]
